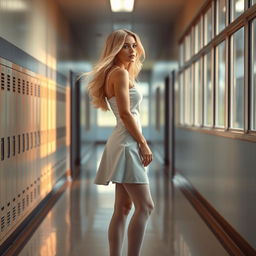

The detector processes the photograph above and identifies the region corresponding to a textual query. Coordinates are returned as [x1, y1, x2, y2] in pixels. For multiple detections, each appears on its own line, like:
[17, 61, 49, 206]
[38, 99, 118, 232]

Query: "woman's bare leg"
[108, 183, 133, 256]
[123, 184, 154, 256]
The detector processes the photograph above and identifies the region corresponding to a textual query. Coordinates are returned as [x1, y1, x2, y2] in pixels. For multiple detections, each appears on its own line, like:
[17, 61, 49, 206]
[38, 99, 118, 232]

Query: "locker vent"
[12, 206, 16, 221]
[35, 83, 37, 96]
[38, 184, 40, 195]
[38, 84, 40, 97]
[34, 187, 36, 198]
[26, 194, 29, 207]
[13, 76, 16, 92]
[1, 72, 4, 90]
[18, 202, 21, 216]
[7, 74, 10, 91]
[7, 211, 11, 226]
[30, 191, 33, 203]
[22, 198, 25, 211]
[18, 78, 21, 93]
[1, 216, 5, 231]
[22, 80, 25, 94]
[31, 83, 33, 96]
[26, 81, 29, 95]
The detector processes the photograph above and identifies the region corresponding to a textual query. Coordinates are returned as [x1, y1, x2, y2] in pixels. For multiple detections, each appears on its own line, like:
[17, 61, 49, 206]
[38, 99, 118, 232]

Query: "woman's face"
[115, 35, 137, 65]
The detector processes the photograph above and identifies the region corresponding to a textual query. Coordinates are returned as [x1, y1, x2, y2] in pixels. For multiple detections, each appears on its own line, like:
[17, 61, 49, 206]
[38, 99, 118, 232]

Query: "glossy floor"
[18, 145, 229, 256]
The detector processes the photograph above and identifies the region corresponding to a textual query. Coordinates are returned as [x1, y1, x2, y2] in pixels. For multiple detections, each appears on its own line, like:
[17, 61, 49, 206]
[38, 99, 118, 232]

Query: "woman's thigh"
[122, 184, 154, 210]
[114, 183, 133, 212]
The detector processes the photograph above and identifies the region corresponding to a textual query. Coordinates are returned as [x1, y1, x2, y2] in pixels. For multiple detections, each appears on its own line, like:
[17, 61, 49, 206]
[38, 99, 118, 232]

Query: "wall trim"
[173, 172, 256, 256]
[0, 36, 67, 86]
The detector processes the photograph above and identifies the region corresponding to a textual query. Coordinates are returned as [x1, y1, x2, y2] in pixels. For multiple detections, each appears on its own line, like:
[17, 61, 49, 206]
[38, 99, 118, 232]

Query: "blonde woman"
[85, 29, 154, 256]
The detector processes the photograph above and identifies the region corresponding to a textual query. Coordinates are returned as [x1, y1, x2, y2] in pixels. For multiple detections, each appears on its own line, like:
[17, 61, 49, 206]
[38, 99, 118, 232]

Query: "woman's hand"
[138, 142, 153, 167]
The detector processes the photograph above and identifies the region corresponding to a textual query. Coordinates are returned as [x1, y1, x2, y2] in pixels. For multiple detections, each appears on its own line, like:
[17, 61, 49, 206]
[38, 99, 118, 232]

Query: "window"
[251, 19, 256, 130]
[194, 20, 201, 54]
[184, 68, 192, 125]
[194, 59, 203, 126]
[185, 34, 191, 62]
[216, 0, 226, 34]
[138, 82, 149, 126]
[252, 0, 256, 6]
[204, 51, 213, 126]
[230, 27, 244, 129]
[179, 42, 184, 66]
[179, 72, 184, 125]
[231, 0, 244, 22]
[215, 40, 226, 128]
[204, 5, 213, 46]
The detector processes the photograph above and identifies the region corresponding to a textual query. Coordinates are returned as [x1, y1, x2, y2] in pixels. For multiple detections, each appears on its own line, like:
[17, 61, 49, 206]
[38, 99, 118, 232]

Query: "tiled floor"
[18, 145, 229, 256]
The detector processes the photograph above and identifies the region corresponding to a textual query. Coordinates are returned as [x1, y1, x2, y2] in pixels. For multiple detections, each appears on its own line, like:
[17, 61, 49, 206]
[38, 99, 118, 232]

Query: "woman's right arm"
[112, 68, 153, 167]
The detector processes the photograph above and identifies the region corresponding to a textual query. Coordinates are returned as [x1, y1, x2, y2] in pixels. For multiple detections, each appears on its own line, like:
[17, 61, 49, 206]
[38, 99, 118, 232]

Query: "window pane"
[204, 52, 213, 126]
[231, 0, 244, 22]
[251, 19, 256, 130]
[194, 20, 201, 54]
[179, 72, 184, 124]
[204, 6, 213, 46]
[189, 66, 194, 125]
[217, 0, 226, 34]
[231, 27, 244, 129]
[185, 34, 191, 62]
[184, 68, 192, 125]
[252, 0, 256, 6]
[179, 42, 184, 66]
[194, 59, 203, 126]
[216, 41, 226, 128]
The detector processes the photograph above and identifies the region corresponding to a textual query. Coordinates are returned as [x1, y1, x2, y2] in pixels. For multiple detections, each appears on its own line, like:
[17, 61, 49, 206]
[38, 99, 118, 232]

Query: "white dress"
[94, 83, 149, 186]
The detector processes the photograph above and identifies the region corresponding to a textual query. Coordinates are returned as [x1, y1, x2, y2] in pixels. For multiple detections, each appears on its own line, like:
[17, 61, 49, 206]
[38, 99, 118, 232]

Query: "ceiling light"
[110, 0, 134, 12]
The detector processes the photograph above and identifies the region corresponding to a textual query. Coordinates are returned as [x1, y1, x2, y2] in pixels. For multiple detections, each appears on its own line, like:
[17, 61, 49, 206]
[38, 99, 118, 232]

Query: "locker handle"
[7, 136, 10, 158]
[13, 135, 15, 156]
[1, 138, 4, 160]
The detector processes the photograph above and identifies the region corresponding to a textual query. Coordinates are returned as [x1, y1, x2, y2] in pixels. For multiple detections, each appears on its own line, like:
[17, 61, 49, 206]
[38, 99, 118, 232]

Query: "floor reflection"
[18, 145, 228, 256]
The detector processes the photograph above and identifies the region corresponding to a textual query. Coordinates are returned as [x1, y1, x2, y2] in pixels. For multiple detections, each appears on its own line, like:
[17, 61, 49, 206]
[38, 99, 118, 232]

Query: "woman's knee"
[136, 201, 154, 216]
[115, 201, 133, 216]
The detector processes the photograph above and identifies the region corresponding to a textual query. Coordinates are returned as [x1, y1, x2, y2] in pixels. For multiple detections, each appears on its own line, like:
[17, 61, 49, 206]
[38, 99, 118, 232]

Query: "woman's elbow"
[120, 111, 132, 120]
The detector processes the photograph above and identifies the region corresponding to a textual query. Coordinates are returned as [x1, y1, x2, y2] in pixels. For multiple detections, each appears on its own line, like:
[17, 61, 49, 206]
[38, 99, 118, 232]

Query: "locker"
[21, 73, 29, 217]
[3, 66, 14, 236]
[0, 64, 7, 242]
[16, 70, 23, 223]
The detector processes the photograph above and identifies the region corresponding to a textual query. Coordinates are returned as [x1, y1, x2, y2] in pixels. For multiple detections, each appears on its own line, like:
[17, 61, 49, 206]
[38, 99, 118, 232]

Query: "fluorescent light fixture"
[110, 0, 134, 12]
[0, 0, 27, 11]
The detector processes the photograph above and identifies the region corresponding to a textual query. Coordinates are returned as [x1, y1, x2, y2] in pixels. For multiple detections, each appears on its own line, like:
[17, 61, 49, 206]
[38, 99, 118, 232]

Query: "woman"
[85, 29, 154, 256]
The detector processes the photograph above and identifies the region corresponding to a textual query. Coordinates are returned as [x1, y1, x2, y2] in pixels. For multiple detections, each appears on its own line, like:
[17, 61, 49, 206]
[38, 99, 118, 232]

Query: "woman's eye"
[133, 44, 137, 48]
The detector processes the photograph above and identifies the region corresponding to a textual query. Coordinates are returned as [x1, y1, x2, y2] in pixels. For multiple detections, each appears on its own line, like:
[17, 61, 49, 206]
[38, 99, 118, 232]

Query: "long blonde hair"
[80, 29, 145, 111]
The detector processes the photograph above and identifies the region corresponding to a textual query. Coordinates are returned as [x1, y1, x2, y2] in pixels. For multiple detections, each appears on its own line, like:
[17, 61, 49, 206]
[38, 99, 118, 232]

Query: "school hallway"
[10, 145, 227, 256]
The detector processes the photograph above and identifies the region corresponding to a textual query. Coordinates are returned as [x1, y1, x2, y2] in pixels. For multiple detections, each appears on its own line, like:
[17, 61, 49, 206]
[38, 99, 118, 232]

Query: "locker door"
[21, 74, 27, 217]
[16, 71, 23, 222]
[10, 68, 18, 230]
[4, 66, 14, 235]
[31, 77, 36, 206]
[0, 64, 7, 242]
[35, 77, 40, 204]
[25, 77, 31, 212]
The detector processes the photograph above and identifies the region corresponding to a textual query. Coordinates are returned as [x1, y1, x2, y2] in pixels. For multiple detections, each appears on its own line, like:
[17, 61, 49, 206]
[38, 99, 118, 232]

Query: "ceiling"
[55, 0, 185, 68]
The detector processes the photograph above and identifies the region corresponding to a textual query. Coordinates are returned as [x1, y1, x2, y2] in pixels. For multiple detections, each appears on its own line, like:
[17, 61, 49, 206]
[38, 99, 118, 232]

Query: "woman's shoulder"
[109, 66, 129, 82]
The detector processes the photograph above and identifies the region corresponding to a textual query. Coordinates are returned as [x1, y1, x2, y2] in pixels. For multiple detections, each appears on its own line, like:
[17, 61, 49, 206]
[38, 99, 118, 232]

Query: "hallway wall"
[0, 0, 73, 246]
